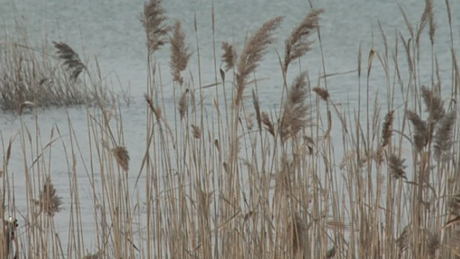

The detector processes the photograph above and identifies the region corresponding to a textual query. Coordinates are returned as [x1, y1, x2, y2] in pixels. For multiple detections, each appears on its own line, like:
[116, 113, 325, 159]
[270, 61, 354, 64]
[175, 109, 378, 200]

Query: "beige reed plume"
[284, 9, 323, 74]
[112, 146, 130, 172]
[34, 177, 63, 217]
[170, 20, 191, 85]
[53, 41, 86, 81]
[221, 42, 237, 72]
[280, 72, 311, 142]
[141, 0, 170, 54]
[234, 16, 283, 107]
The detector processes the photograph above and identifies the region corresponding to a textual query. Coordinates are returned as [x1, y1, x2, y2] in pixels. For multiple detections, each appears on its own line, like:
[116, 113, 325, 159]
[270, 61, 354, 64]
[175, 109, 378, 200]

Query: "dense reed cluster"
[1, 0, 459, 258]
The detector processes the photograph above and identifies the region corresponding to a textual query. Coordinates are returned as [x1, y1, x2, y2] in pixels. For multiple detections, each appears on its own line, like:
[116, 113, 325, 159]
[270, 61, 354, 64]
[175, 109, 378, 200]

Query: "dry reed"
[235, 16, 283, 106]
[112, 146, 130, 172]
[284, 9, 323, 73]
[280, 72, 311, 141]
[53, 41, 86, 81]
[221, 42, 237, 72]
[170, 20, 191, 85]
[141, 0, 169, 54]
[34, 177, 63, 217]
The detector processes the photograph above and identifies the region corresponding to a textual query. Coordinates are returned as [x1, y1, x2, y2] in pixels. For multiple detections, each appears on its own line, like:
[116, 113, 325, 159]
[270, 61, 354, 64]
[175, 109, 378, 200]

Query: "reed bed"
[1, 0, 460, 258]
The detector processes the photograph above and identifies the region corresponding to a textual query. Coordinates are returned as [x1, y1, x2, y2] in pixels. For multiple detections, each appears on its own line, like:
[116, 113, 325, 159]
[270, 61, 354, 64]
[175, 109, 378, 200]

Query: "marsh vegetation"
[1, 0, 460, 258]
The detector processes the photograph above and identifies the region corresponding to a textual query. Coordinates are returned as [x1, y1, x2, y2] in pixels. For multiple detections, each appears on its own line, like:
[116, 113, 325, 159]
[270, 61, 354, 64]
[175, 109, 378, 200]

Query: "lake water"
[1, 0, 459, 255]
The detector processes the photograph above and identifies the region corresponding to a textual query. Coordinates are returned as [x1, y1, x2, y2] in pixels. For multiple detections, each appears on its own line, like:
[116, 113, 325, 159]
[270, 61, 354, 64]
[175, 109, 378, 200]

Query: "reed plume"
[397, 224, 412, 252]
[34, 177, 63, 217]
[284, 9, 323, 73]
[280, 72, 311, 141]
[170, 20, 191, 85]
[141, 0, 169, 54]
[388, 153, 407, 180]
[112, 146, 130, 172]
[235, 16, 283, 106]
[406, 110, 429, 152]
[252, 90, 262, 133]
[381, 110, 394, 148]
[221, 42, 237, 72]
[178, 89, 188, 120]
[324, 110, 331, 140]
[312, 87, 329, 101]
[191, 125, 201, 139]
[261, 112, 275, 137]
[434, 111, 455, 161]
[421, 86, 444, 122]
[53, 41, 86, 81]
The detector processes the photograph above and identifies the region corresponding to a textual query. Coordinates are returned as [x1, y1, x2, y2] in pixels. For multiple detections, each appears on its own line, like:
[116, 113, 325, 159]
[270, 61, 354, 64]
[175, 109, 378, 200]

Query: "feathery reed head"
[388, 153, 407, 180]
[421, 86, 444, 122]
[312, 87, 329, 101]
[235, 16, 283, 106]
[221, 42, 237, 72]
[178, 89, 188, 120]
[170, 20, 191, 85]
[284, 9, 323, 73]
[112, 146, 130, 172]
[381, 110, 394, 148]
[261, 112, 275, 137]
[191, 124, 201, 139]
[280, 72, 311, 141]
[406, 110, 429, 152]
[34, 176, 63, 217]
[434, 111, 456, 161]
[397, 224, 411, 252]
[252, 90, 262, 133]
[53, 41, 86, 81]
[141, 0, 170, 54]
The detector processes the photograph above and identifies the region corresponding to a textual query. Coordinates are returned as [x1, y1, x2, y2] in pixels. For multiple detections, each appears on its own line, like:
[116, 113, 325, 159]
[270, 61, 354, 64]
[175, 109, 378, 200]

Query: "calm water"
[1, 0, 459, 253]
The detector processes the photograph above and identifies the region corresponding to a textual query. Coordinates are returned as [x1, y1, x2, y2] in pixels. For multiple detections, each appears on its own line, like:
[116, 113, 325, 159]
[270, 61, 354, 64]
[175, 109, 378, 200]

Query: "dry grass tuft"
[170, 20, 191, 85]
[235, 16, 283, 106]
[312, 87, 329, 101]
[221, 42, 237, 72]
[53, 41, 86, 81]
[388, 153, 407, 180]
[141, 0, 170, 54]
[34, 177, 63, 217]
[112, 146, 130, 172]
[284, 9, 324, 73]
[381, 110, 394, 148]
[280, 72, 311, 141]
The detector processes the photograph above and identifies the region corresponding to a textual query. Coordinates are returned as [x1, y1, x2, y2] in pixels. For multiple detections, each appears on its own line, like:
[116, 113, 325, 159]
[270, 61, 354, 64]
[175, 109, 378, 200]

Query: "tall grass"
[1, 0, 460, 258]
